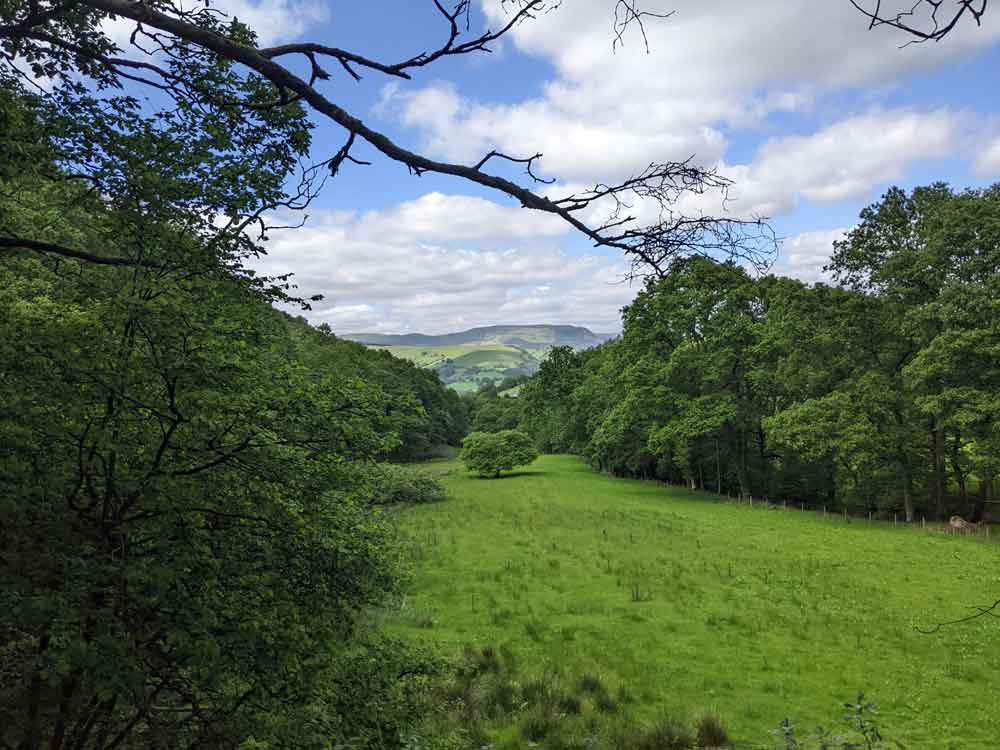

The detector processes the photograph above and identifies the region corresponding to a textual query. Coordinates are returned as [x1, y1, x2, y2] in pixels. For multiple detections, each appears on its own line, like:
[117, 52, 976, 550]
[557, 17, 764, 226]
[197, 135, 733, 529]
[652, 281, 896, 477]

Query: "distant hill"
[344, 324, 614, 350]
[342, 325, 615, 392]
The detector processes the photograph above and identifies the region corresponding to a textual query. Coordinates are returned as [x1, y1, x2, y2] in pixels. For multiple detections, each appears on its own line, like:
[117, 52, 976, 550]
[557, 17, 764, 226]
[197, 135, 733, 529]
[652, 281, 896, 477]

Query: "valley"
[345, 325, 614, 392]
[391, 455, 1000, 749]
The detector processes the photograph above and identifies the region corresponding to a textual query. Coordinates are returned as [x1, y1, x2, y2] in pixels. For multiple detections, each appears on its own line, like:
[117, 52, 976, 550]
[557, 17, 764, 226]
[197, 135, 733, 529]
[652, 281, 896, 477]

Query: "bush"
[459, 430, 539, 478]
[368, 463, 448, 504]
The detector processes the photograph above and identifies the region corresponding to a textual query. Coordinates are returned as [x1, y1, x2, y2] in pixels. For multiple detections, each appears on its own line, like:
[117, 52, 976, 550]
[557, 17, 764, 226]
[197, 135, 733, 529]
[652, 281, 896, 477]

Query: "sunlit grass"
[389, 455, 1000, 748]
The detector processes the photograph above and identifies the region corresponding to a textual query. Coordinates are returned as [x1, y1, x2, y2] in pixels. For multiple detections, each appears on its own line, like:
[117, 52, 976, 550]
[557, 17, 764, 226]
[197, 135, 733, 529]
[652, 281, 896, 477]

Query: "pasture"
[377, 343, 544, 391]
[389, 455, 1000, 748]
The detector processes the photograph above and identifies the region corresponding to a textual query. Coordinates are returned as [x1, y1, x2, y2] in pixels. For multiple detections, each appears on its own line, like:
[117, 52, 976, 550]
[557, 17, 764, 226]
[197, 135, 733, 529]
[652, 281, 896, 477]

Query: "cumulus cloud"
[773, 228, 849, 283]
[719, 109, 963, 217]
[517, 108, 964, 240]
[383, 80, 728, 182]
[381, 0, 996, 188]
[250, 200, 637, 334]
[975, 137, 1000, 177]
[353, 192, 569, 243]
[104, 0, 328, 48]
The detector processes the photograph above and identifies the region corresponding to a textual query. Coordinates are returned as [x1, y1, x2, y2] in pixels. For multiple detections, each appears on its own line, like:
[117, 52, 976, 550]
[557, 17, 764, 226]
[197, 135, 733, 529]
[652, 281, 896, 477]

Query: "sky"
[221, 0, 1000, 334]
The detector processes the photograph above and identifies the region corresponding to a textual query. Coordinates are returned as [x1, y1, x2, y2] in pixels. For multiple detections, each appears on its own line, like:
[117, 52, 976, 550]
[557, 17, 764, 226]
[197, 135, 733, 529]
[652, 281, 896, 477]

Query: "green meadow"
[390, 455, 1000, 749]
[378, 343, 544, 391]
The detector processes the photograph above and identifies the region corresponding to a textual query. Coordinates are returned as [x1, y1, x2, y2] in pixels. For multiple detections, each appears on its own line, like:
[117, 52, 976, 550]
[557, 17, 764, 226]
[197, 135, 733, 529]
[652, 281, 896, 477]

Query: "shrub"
[368, 463, 448, 504]
[459, 430, 539, 478]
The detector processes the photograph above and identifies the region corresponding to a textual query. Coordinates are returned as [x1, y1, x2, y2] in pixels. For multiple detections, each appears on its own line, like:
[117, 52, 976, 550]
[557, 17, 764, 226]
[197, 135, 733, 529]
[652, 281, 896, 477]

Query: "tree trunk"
[756, 425, 769, 499]
[929, 418, 946, 519]
[899, 453, 915, 523]
[971, 476, 991, 523]
[736, 433, 749, 500]
[949, 431, 967, 509]
[715, 439, 722, 494]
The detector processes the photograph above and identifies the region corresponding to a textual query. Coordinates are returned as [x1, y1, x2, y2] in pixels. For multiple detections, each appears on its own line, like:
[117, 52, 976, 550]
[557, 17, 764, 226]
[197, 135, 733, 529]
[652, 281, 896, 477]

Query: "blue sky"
[234, 0, 1000, 333]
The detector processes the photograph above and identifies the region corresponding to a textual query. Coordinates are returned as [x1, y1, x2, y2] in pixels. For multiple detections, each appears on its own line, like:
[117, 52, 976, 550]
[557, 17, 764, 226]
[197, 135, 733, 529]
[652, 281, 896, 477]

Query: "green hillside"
[390, 455, 1000, 749]
[345, 324, 614, 350]
[357, 325, 615, 391]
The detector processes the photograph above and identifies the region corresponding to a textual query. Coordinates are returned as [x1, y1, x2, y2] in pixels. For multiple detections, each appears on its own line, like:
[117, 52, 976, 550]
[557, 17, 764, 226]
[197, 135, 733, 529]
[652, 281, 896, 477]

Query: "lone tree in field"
[461, 430, 539, 478]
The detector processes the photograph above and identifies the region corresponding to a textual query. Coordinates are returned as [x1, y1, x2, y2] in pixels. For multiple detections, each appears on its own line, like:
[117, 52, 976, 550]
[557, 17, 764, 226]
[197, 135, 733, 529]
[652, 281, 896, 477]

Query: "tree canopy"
[513, 183, 1000, 523]
[0, 0, 777, 278]
[0, 79, 460, 750]
[460, 430, 540, 478]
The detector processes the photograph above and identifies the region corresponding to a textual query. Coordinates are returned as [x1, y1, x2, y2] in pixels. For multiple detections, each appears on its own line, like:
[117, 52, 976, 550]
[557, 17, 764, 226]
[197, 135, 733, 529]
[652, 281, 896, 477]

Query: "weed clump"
[695, 713, 731, 748]
[578, 673, 606, 695]
[520, 706, 560, 741]
[594, 690, 618, 714]
[613, 717, 695, 750]
[559, 694, 583, 715]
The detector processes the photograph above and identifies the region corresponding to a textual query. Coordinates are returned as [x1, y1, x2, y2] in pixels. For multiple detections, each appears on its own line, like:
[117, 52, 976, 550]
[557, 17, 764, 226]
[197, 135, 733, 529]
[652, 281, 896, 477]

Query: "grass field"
[377, 343, 544, 391]
[389, 455, 1000, 749]
[374, 344, 511, 367]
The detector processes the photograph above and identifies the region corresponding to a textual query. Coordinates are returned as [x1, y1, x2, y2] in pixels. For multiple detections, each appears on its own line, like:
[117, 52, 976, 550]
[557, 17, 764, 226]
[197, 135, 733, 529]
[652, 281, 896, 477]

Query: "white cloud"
[517, 108, 963, 239]
[720, 109, 963, 217]
[353, 192, 568, 243]
[104, 0, 328, 48]
[251, 199, 637, 333]
[384, 80, 728, 182]
[381, 1, 995, 192]
[773, 228, 849, 283]
[975, 137, 1000, 177]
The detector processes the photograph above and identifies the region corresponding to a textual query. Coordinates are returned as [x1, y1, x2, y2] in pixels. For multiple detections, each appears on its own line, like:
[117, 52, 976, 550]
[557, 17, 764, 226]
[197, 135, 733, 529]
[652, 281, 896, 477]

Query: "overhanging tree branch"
[850, 0, 988, 43]
[1, 0, 776, 274]
[0, 236, 161, 267]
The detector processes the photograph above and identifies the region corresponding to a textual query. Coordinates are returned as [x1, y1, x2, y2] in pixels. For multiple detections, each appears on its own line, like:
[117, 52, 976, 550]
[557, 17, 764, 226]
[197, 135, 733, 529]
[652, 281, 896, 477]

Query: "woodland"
[0, 1, 996, 749]
[476, 184, 1000, 524]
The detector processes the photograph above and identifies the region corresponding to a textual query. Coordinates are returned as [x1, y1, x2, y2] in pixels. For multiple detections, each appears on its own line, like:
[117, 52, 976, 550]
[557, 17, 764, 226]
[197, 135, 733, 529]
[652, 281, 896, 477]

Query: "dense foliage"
[364, 463, 450, 505]
[460, 430, 540, 478]
[516, 184, 1000, 521]
[0, 77, 459, 750]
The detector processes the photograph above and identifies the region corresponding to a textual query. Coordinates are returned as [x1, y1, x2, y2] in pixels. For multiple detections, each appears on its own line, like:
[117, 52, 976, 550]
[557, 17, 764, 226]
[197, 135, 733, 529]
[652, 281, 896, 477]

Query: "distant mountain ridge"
[343, 324, 615, 350]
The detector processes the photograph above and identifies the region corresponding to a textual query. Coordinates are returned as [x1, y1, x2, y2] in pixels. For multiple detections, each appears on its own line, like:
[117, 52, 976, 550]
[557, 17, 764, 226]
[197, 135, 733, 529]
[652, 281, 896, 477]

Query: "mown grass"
[388, 455, 1000, 749]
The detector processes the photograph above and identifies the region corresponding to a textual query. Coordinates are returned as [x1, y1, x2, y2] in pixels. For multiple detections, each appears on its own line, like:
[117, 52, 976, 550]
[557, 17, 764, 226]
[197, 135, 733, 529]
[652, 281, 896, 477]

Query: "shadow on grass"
[469, 470, 547, 479]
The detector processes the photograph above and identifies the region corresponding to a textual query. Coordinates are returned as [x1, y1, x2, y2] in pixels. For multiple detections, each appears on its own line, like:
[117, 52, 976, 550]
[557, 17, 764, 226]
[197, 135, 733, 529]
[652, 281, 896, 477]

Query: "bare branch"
[850, 0, 988, 43]
[613, 1, 675, 52]
[258, 1, 549, 81]
[473, 150, 555, 184]
[0, 0, 776, 275]
[328, 131, 373, 178]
